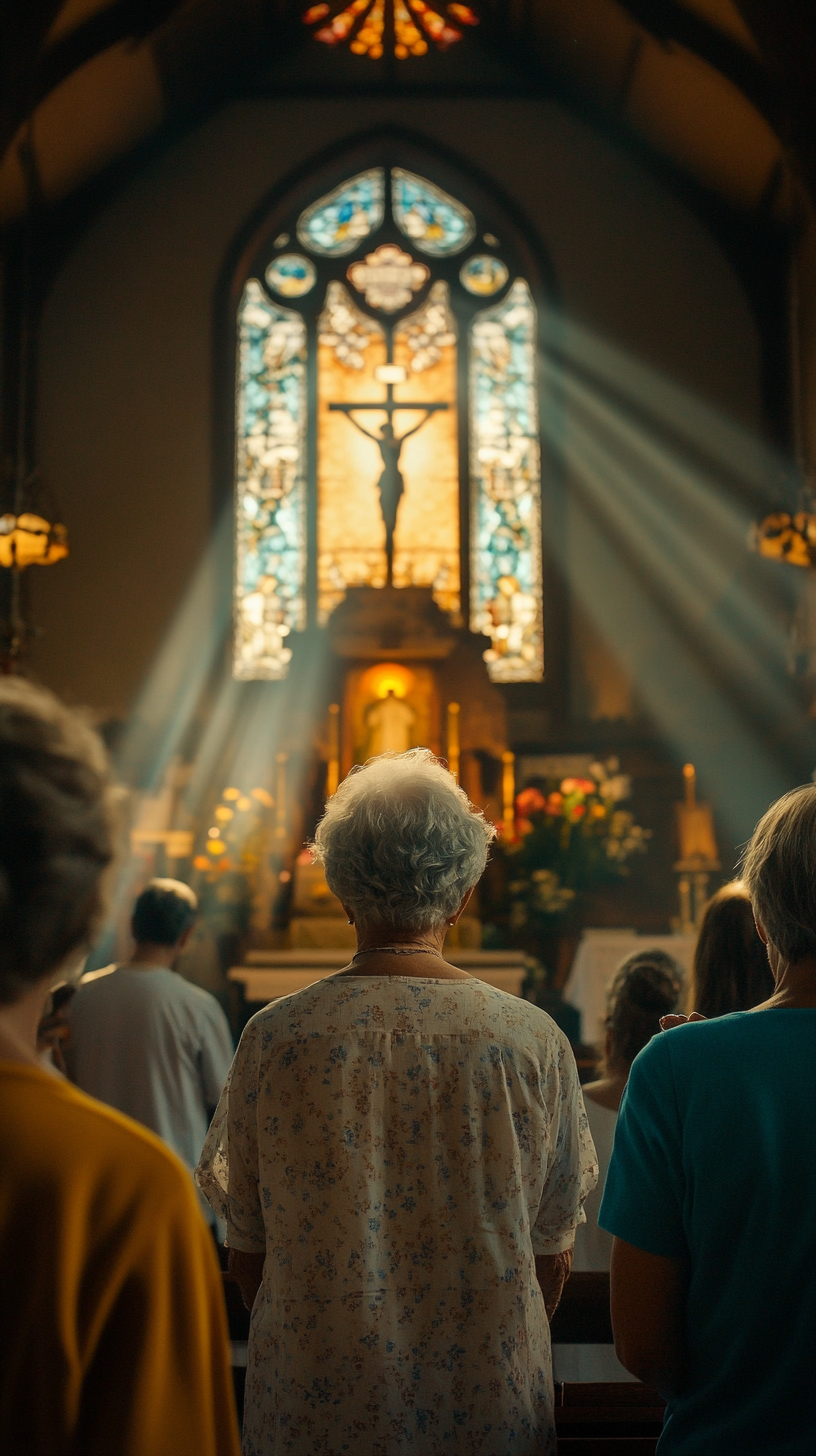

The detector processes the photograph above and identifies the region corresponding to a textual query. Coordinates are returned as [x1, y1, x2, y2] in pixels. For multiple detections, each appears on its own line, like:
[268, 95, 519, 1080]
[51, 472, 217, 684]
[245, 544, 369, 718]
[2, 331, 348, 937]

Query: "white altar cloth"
[563, 929, 696, 1044]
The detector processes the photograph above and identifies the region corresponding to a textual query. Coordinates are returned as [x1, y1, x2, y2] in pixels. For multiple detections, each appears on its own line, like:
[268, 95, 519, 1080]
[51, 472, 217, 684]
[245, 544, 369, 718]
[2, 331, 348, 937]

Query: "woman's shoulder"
[239, 975, 571, 1049]
[0, 1063, 194, 1209]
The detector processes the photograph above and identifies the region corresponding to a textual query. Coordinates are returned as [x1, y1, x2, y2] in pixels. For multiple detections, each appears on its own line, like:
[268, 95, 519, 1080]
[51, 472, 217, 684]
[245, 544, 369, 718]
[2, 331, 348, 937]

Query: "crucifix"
[330, 374, 448, 585]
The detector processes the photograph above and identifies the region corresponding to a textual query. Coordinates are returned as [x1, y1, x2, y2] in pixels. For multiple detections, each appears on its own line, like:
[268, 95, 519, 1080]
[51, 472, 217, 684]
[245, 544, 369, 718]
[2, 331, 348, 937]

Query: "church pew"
[222, 1272, 249, 1426]
[554, 1382, 666, 1453]
[550, 1271, 614, 1344]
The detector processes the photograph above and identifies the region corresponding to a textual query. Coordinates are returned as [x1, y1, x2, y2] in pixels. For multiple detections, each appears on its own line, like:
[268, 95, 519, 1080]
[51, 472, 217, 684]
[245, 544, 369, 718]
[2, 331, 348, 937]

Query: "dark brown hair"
[606, 950, 684, 1069]
[692, 881, 774, 1018]
[0, 679, 113, 1003]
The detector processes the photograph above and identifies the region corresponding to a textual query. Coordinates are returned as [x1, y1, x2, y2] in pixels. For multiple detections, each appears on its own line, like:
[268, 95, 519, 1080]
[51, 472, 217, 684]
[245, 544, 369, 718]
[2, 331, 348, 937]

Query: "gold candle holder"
[502, 750, 515, 839]
[674, 763, 719, 931]
[327, 704, 340, 797]
[447, 702, 460, 782]
[275, 752, 288, 844]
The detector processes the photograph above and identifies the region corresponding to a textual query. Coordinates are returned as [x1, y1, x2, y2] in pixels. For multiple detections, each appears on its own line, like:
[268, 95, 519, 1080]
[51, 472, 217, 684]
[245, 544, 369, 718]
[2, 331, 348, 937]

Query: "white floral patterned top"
[197, 974, 597, 1456]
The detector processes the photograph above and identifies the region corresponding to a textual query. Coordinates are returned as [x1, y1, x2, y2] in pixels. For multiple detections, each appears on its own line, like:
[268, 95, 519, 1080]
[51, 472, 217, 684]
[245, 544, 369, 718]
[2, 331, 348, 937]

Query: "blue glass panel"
[392, 168, 476, 256]
[234, 281, 307, 681]
[265, 253, 316, 298]
[297, 168, 385, 256]
[469, 279, 543, 683]
[460, 254, 508, 296]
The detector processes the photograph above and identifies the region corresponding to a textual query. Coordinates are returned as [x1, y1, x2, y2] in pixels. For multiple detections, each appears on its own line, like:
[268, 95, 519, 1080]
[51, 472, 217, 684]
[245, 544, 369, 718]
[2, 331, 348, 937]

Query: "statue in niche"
[364, 689, 417, 756]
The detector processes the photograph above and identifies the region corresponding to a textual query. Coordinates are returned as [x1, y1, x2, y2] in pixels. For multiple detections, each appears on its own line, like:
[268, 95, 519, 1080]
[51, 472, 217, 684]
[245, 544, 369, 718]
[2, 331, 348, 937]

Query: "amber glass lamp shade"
[0, 513, 69, 568]
[752, 510, 816, 568]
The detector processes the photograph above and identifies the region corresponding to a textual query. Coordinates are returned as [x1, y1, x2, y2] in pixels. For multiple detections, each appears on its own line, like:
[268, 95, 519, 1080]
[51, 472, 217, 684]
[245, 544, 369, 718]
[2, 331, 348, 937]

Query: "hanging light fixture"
[751, 508, 816, 568]
[1, 125, 69, 668]
[0, 508, 68, 569]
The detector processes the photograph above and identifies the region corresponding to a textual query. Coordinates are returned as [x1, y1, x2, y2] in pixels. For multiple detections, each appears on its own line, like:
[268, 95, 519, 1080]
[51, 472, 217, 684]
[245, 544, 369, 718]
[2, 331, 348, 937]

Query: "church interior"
[3, 2, 816, 1446]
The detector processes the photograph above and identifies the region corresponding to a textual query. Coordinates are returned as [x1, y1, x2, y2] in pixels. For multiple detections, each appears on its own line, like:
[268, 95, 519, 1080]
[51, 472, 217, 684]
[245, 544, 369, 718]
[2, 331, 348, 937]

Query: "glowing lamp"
[366, 661, 414, 699]
[752, 510, 816, 568]
[0, 512, 69, 568]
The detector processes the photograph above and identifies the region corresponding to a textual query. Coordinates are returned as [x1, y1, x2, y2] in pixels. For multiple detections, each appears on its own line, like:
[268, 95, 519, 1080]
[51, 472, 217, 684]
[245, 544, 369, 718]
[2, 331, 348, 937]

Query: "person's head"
[741, 784, 816, 972]
[131, 879, 197, 955]
[604, 950, 685, 1074]
[311, 748, 495, 936]
[692, 880, 774, 1017]
[0, 678, 113, 1005]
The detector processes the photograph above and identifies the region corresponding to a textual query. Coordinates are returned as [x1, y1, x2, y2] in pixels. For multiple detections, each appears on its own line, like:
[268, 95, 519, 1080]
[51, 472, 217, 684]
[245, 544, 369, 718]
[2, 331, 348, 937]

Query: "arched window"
[232, 147, 544, 685]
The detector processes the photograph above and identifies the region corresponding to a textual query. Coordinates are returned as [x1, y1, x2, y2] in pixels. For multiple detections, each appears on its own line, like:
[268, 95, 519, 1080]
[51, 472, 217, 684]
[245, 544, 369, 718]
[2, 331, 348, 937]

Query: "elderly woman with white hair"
[198, 749, 597, 1456]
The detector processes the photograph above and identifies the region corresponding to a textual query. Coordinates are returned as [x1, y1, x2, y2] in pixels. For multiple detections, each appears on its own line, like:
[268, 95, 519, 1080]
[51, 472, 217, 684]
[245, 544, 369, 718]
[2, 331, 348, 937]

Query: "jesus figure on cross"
[330, 385, 448, 585]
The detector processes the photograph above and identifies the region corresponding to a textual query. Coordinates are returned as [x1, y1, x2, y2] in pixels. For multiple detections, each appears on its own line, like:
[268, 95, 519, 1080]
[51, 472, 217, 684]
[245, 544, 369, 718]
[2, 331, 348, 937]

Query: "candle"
[447, 702, 460, 783]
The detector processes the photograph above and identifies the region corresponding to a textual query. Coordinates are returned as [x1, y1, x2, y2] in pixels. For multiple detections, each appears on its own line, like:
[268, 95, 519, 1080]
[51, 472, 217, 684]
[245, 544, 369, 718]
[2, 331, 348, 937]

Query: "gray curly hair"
[311, 748, 495, 932]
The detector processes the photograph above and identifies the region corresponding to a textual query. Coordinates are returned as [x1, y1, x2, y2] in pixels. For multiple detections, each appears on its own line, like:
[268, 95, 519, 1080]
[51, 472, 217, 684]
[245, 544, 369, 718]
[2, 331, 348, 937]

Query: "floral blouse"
[197, 975, 597, 1456]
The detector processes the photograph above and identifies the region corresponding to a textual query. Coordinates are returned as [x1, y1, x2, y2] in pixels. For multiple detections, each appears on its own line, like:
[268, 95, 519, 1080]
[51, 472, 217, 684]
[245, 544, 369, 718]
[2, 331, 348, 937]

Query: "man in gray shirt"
[67, 879, 234, 1221]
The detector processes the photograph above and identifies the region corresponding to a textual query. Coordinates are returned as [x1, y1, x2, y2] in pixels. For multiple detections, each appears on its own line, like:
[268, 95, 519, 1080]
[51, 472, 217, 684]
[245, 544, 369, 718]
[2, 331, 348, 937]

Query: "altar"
[229, 947, 534, 1011]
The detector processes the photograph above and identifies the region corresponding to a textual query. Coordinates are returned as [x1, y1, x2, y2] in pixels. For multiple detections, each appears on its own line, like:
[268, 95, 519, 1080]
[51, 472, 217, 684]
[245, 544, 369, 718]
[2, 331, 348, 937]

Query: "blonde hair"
[740, 786, 816, 963]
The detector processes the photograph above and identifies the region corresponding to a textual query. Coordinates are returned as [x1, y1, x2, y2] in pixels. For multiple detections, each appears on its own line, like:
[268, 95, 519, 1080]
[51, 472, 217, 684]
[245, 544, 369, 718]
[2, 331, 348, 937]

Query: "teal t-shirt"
[599, 1010, 816, 1455]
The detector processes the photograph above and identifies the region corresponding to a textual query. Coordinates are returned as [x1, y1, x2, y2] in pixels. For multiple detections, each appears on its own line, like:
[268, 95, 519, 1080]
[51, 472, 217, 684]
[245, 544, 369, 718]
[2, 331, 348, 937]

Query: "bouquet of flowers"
[503, 758, 650, 934]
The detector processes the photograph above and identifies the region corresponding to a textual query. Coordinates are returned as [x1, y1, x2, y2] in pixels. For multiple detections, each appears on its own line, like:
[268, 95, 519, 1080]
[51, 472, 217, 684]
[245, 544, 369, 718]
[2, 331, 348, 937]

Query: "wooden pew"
[551, 1270, 666, 1451]
[555, 1381, 666, 1453]
[222, 1272, 250, 1425]
[550, 1271, 614, 1344]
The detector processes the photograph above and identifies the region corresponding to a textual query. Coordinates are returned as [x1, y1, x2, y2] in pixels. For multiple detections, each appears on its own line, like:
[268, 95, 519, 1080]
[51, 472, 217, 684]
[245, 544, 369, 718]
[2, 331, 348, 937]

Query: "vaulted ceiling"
[1, 1, 815, 233]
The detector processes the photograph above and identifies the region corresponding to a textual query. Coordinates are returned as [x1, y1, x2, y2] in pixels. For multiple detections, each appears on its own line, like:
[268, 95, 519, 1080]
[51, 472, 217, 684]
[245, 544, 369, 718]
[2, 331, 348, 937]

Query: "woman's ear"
[449, 888, 474, 927]
[754, 915, 768, 946]
[342, 904, 355, 927]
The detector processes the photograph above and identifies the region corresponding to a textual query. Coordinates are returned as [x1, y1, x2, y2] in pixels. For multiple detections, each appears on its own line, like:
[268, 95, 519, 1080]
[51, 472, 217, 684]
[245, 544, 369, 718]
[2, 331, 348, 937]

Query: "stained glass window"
[392, 283, 459, 613]
[392, 168, 475, 255]
[316, 280, 460, 621]
[234, 166, 544, 687]
[317, 283, 388, 617]
[460, 254, 508, 296]
[302, 1, 478, 58]
[297, 169, 385, 256]
[234, 281, 307, 681]
[265, 254, 316, 298]
[469, 279, 543, 683]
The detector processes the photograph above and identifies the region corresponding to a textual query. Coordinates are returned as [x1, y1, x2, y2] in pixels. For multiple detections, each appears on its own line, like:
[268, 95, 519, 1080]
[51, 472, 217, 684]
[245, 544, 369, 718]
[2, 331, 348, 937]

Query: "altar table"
[563, 929, 697, 1045]
[229, 948, 535, 1007]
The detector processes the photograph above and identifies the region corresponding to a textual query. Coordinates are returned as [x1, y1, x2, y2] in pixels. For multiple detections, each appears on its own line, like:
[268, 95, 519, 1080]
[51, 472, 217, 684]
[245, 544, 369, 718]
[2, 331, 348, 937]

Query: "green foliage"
[501, 759, 650, 936]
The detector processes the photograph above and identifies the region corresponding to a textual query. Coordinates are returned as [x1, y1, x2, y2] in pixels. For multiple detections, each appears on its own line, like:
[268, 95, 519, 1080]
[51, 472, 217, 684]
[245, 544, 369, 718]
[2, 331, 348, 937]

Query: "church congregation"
[1, 678, 815, 1454]
[4, 4, 816, 1454]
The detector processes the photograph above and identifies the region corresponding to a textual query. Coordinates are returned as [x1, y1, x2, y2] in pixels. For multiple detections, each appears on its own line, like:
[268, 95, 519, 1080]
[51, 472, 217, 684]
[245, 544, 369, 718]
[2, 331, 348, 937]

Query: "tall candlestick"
[327, 704, 340, 797]
[447, 702, 460, 783]
[502, 750, 515, 839]
[275, 752, 288, 843]
[683, 762, 696, 808]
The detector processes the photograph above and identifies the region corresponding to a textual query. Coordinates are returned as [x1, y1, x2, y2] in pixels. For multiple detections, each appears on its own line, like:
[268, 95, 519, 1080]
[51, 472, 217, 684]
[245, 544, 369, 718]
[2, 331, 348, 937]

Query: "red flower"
[515, 787, 548, 815]
[561, 776, 596, 796]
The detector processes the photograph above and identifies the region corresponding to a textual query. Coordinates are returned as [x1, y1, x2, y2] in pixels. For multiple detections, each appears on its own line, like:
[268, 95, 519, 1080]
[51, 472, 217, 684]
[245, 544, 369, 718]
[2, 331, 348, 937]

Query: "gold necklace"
[352, 944, 446, 961]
